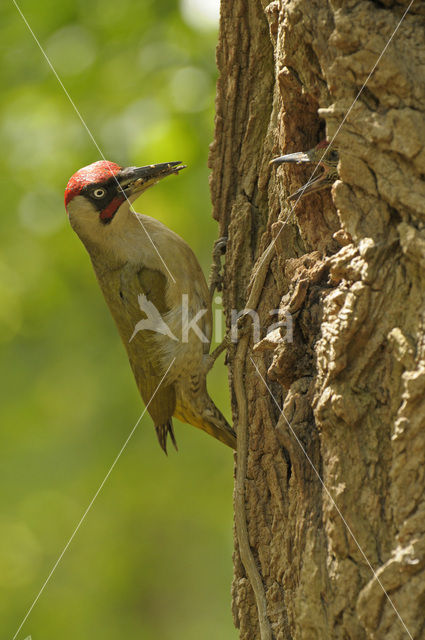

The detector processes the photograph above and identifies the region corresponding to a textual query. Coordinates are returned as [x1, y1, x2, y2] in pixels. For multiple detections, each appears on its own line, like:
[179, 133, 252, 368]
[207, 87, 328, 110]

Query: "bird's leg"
[203, 319, 251, 375]
[203, 334, 232, 374]
[205, 239, 255, 375]
[209, 236, 227, 299]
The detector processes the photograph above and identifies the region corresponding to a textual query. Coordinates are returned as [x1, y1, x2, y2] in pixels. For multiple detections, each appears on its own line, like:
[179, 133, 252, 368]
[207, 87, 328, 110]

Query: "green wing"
[117, 264, 177, 444]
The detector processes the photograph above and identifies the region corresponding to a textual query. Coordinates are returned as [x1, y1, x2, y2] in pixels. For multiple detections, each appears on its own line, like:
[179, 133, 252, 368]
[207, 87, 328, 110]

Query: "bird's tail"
[155, 419, 178, 454]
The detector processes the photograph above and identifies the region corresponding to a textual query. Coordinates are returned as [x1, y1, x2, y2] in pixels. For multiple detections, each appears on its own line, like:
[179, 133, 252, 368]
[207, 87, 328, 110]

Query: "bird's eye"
[92, 188, 106, 199]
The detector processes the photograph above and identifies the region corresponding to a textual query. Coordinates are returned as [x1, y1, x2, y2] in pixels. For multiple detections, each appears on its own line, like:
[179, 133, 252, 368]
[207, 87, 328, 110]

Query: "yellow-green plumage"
[66, 161, 235, 453]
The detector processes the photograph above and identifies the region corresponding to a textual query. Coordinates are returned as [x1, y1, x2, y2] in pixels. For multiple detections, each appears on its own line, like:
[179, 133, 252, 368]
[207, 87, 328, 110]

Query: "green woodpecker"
[65, 160, 236, 453]
[271, 139, 339, 200]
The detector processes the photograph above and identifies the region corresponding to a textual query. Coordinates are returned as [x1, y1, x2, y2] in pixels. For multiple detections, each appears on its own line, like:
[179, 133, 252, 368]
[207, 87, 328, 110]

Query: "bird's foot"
[204, 322, 251, 375]
[203, 333, 232, 375]
[209, 236, 228, 299]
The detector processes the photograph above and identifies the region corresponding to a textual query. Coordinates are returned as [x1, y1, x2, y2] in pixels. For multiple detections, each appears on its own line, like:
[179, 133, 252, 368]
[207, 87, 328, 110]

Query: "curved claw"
[209, 237, 228, 298]
[213, 236, 228, 255]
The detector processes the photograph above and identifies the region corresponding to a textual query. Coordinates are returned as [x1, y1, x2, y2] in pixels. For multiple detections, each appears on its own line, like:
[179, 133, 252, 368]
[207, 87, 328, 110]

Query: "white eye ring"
[92, 188, 106, 199]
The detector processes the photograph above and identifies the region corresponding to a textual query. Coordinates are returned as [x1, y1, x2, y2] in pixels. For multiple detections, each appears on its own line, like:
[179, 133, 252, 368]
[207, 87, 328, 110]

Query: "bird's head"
[65, 160, 185, 237]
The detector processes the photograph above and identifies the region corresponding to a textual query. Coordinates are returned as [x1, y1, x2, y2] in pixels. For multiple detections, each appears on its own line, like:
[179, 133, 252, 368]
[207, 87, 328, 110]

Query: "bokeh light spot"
[180, 0, 220, 30]
[169, 66, 211, 113]
[45, 25, 96, 76]
[19, 189, 65, 236]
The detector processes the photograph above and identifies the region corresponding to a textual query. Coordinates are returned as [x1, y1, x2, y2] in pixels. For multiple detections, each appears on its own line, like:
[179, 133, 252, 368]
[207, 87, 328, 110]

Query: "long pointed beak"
[270, 141, 337, 201]
[270, 151, 311, 166]
[118, 161, 186, 195]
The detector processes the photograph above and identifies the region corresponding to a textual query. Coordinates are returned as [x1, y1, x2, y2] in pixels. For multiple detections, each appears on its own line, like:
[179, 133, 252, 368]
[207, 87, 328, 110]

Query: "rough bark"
[209, 1, 425, 639]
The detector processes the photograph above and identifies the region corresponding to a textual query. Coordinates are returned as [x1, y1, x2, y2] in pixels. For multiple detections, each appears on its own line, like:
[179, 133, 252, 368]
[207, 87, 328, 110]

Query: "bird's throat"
[99, 195, 126, 224]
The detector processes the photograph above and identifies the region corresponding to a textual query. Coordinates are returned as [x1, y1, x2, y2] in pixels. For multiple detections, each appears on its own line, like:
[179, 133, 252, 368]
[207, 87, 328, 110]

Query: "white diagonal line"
[11, 0, 176, 284]
[259, 0, 415, 273]
[12, 357, 176, 640]
[250, 355, 413, 640]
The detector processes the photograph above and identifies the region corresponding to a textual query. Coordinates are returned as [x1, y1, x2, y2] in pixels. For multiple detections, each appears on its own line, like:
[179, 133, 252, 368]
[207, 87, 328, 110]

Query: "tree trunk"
[209, 1, 425, 638]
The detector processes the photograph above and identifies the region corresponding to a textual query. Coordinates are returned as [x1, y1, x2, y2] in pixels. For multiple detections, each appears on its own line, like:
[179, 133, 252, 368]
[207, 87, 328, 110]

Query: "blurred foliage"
[0, 0, 236, 638]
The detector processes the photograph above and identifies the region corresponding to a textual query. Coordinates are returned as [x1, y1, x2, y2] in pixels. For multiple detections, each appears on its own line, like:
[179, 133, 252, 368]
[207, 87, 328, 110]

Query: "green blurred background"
[0, 0, 236, 638]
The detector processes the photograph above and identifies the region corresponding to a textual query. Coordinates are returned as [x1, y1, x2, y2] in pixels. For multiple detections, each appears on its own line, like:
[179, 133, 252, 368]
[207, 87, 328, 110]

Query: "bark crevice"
[210, 1, 424, 638]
